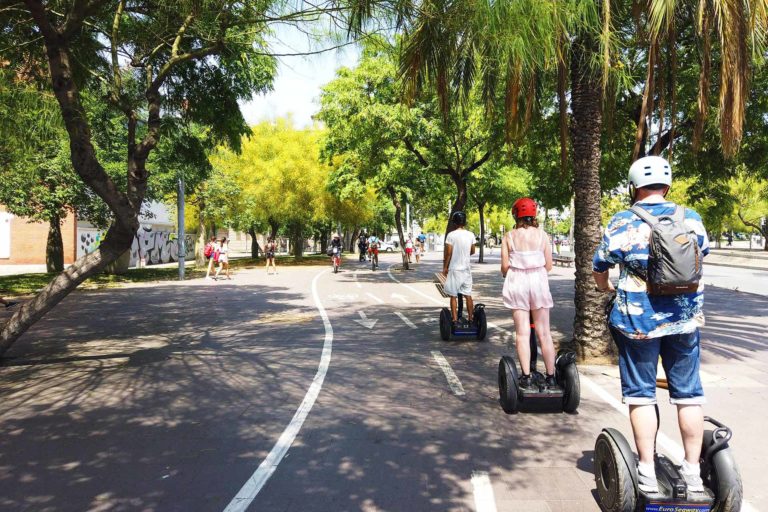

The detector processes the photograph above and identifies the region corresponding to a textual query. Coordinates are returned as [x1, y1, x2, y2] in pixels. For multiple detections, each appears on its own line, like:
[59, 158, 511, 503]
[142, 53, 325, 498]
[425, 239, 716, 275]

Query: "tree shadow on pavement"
[0, 282, 328, 511]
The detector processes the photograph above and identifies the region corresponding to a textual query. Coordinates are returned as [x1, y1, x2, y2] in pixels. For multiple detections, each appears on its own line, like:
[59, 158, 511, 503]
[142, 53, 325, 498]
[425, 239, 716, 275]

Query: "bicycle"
[368, 244, 379, 270]
[330, 246, 342, 273]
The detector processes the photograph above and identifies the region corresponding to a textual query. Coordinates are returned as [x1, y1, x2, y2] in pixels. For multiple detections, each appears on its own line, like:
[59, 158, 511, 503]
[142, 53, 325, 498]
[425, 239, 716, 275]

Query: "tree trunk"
[291, 225, 303, 259]
[269, 219, 279, 241]
[195, 205, 207, 266]
[351, 227, 360, 252]
[46, 213, 64, 273]
[569, 33, 613, 362]
[248, 226, 260, 258]
[478, 201, 486, 263]
[387, 186, 409, 270]
[0, 220, 135, 357]
[446, 172, 468, 234]
[0, 15, 145, 356]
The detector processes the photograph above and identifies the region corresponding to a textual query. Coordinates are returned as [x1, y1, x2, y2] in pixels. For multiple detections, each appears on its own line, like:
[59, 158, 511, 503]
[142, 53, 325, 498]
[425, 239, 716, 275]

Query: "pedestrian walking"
[214, 237, 231, 280]
[265, 238, 277, 275]
[204, 236, 218, 280]
[414, 238, 422, 263]
[501, 197, 556, 390]
[405, 234, 414, 263]
[593, 156, 710, 494]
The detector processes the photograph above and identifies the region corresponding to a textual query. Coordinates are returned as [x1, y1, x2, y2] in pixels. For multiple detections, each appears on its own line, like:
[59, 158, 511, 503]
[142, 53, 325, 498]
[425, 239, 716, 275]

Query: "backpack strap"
[630, 205, 659, 226]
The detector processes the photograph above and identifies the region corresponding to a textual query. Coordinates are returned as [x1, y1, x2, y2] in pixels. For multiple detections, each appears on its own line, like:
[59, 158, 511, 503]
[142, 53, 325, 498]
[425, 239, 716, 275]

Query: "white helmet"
[628, 156, 672, 189]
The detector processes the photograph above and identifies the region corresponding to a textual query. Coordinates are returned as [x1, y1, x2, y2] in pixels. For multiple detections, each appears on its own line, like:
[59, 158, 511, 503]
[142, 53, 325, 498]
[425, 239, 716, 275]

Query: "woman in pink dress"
[501, 197, 556, 389]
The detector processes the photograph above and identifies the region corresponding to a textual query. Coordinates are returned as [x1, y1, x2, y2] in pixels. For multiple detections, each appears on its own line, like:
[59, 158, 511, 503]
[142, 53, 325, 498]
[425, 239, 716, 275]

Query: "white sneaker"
[680, 460, 705, 492]
[638, 463, 659, 493]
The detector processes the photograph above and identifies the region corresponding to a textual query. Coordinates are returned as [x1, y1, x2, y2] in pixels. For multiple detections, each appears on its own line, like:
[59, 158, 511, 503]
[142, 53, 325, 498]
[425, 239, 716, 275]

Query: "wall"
[0, 208, 77, 265]
[78, 225, 194, 266]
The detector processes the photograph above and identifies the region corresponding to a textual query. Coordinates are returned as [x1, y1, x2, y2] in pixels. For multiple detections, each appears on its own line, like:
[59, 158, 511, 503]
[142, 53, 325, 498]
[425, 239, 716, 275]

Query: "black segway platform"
[498, 313, 580, 414]
[438, 293, 487, 341]
[595, 417, 742, 512]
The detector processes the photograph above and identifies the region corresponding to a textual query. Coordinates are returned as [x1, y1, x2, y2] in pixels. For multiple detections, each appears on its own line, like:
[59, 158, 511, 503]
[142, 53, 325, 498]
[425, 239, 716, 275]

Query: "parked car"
[379, 240, 398, 252]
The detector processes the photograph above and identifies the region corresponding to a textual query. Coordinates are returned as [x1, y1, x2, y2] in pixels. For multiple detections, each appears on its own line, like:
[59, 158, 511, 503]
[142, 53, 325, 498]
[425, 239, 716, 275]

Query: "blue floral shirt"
[593, 201, 710, 339]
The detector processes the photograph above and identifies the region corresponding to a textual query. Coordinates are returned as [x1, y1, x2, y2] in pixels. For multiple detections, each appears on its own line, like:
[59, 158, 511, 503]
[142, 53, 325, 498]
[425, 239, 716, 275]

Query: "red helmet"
[512, 197, 537, 219]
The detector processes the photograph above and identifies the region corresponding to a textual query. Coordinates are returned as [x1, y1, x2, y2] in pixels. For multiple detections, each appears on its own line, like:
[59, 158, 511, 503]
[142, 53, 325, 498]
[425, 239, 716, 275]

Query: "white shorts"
[444, 269, 472, 297]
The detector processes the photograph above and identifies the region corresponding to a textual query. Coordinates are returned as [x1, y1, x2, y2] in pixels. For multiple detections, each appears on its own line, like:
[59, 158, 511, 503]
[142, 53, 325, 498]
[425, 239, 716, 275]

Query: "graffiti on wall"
[78, 226, 194, 266]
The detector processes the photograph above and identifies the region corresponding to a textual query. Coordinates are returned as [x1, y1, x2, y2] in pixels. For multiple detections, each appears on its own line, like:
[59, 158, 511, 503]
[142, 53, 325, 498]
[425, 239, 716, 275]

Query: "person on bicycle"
[442, 211, 476, 328]
[367, 233, 379, 255]
[358, 232, 368, 261]
[593, 156, 710, 493]
[330, 234, 343, 254]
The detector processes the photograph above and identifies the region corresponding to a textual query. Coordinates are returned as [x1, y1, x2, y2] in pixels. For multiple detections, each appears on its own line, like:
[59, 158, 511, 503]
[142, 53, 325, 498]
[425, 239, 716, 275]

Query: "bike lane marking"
[431, 350, 466, 396]
[366, 292, 384, 304]
[353, 271, 362, 289]
[471, 471, 498, 512]
[394, 311, 418, 329]
[223, 269, 333, 512]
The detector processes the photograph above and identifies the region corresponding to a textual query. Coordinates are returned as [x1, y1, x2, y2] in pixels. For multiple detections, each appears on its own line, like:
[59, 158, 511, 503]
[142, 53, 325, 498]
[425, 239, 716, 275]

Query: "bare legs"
[449, 295, 474, 323]
[628, 403, 703, 465]
[678, 404, 704, 464]
[513, 308, 555, 375]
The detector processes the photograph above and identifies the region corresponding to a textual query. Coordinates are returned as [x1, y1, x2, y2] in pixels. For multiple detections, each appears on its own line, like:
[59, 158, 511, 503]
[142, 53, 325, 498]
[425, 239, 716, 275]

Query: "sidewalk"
[705, 247, 768, 270]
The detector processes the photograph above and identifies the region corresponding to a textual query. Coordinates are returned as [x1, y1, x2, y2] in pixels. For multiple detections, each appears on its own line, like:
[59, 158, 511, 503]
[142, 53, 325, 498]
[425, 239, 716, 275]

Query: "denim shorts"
[610, 327, 705, 405]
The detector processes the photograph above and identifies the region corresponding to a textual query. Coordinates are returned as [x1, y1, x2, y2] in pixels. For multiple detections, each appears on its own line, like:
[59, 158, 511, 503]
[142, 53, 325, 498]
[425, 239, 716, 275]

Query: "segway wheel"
[475, 307, 487, 341]
[594, 432, 636, 512]
[701, 430, 743, 512]
[556, 351, 581, 413]
[498, 355, 520, 414]
[439, 308, 451, 341]
[561, 362, 580, 413]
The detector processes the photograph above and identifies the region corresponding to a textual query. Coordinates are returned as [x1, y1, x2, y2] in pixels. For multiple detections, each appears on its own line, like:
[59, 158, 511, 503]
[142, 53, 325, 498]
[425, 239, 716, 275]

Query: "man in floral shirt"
[593, 156, 709, 494]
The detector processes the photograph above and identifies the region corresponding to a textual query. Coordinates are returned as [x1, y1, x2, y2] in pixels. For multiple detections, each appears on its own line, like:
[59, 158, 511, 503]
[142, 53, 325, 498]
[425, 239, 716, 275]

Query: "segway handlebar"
[702, 416, 733, 461]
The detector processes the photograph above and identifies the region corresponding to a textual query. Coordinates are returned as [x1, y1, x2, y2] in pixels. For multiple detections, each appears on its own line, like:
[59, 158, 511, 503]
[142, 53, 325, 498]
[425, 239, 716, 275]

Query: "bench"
[434, 272, 449, 298]
[553, 254, 575, 267]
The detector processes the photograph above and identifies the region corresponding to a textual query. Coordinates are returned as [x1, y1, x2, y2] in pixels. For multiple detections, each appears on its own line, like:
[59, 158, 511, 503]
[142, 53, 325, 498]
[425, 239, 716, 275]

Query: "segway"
[438, 293, 487, 341]
[497, 312, 580, 414]
[595, 415, 742, 512]
[594, 293, 742, 512]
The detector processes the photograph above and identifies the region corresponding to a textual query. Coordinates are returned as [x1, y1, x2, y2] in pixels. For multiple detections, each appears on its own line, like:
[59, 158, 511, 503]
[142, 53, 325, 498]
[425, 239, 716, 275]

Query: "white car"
[378, 241, 398, 252]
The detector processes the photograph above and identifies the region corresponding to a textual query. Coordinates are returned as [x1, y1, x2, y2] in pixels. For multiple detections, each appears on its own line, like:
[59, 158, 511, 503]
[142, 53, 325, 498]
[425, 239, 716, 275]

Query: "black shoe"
[544, 374, 557, 388]
[519, 374, 535, 390]
[4, 301, 18, 309]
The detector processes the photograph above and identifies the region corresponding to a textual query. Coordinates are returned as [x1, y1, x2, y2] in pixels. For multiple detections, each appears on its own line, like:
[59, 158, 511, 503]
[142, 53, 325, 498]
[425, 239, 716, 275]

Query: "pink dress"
[502, 230, 554, 310]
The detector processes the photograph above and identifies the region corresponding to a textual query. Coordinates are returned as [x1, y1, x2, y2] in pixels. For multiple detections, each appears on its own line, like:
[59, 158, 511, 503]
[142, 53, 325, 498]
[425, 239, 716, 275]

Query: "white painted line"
[353, 271, 361, 289]
[223, 269, 333, 512]
[354, 310, 378, 329]
[431, 350, 466, 396]
[391, 292, 410, 303]
[471, 471, 498, 512]
[394, 311, 418, 329]
[581, 375, 759, 512]
[366, 292, 384, 304]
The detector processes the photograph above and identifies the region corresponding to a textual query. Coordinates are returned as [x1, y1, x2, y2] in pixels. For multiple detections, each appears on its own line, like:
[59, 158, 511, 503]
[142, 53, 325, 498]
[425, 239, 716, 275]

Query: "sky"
[239, 25, 360, 128]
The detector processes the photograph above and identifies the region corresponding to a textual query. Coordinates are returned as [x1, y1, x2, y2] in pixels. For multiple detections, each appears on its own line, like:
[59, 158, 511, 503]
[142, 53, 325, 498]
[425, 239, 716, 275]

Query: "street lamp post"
[178, 174, 185, 281]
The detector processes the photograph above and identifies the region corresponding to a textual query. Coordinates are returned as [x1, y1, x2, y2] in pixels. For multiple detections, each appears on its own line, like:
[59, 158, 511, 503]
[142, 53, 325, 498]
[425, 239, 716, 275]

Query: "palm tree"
[395, 0, 617, 358]
[389, 0, 768, 359]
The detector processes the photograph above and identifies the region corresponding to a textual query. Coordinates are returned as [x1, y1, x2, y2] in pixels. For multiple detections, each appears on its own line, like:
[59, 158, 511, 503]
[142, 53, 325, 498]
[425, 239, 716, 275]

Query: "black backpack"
[630, 205, 703, 295]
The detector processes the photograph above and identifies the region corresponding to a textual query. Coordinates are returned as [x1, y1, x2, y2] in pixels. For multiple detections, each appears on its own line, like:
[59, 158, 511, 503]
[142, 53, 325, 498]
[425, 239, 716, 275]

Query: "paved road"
[0, 252, 765, 511]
